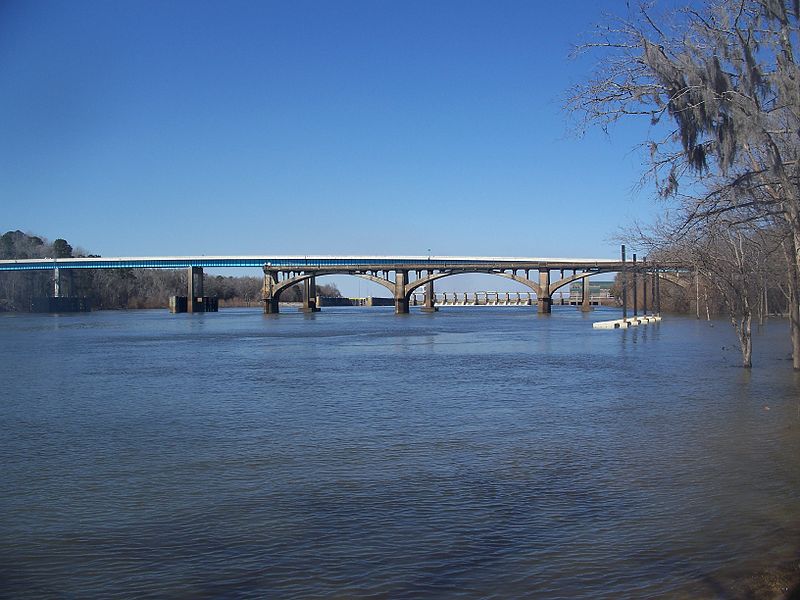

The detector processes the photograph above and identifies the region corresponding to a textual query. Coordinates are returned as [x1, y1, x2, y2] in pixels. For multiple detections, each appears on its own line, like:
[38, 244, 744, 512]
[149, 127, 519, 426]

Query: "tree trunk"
[731, 313, 753, 369]
[783, 236, 800, 370]
[741, 315, 752, 369]
[787, 271, 800, 371]
[791, 299, 800, 371]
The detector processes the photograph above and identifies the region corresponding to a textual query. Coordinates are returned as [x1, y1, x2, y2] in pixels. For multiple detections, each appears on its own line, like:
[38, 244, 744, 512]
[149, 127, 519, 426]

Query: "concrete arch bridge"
[0, 255, 678, 314]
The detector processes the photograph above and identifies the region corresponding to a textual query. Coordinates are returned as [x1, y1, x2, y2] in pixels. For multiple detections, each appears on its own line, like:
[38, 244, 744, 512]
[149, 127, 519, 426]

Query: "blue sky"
[1, 1, 660, 292]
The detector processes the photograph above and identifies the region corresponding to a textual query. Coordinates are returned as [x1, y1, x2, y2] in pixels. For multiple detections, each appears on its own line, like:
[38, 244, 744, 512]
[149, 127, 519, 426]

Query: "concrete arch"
[404, 271, 465, 297]
[266, 271, 395, 297]
[264, 270, 399, 309]
[548, 269, 616, 296]
[351, 273, 396, 295]
[659, 272, 691, 290]
[261, 266, 688, 314]
[263, 271, 343, 311]
[492, 272, 542, 296]
[268, 272, 328, 299]
[403, 269, 541, 300]
[265, 269, 546, 310]
[547, 268, 682, 295]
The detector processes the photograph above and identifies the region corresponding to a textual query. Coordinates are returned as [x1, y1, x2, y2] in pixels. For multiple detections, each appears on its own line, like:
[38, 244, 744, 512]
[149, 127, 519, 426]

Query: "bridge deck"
[0, 255, 624, 272]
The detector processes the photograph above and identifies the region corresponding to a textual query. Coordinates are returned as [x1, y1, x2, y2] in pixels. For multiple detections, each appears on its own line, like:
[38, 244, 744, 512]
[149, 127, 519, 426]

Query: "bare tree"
[568, 0, 800, 366]
[690, 225, 774, 367]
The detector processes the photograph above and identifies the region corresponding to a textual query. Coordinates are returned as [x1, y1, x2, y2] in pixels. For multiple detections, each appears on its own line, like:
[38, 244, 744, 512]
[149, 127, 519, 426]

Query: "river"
[1, 306, 799, 598]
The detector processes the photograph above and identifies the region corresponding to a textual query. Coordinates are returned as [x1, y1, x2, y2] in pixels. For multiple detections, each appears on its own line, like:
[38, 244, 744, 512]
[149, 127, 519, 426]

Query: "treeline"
[611, 258, 790, 323]
[570, 0, 800, 368]
[0, 231, 340, 311]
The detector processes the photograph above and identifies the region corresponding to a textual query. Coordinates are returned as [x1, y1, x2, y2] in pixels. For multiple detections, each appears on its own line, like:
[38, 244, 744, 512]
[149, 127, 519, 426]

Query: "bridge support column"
[655, 265, 661, 315]
[188, 267, 204, 313]
[538, 269, 551, 313]
[621, 245, 628, 320]
[642, 258, 648, 315]
[394, 270, 409, 314]
[421, 280, 437, 312]
[300, 275, 320, 312]
[581, 274, 592, 312]
[262, 269, 279, 314]
[53, 267, 61, 298]
[633, 253, 638, 317]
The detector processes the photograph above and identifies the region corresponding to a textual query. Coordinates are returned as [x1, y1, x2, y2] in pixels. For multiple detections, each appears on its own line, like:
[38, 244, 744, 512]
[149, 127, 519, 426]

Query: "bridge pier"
[633, 253, 638, 316]
[188, 266, 204, 313]
[421, 279, 437, 312]
[262, 269, 280, 314]
[655, 265, 661, 315]
[538, 269, 552, 313]
[299, 275, 320, 312]
[643, 257, 648, 314]
[53, 267, 62, 298]
[581, 274, 592, 312]
[395, 270, 410, 314]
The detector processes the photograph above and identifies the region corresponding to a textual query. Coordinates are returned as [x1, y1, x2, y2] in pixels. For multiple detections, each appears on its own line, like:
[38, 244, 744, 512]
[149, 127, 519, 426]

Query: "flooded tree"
[678, 224, 779, 367]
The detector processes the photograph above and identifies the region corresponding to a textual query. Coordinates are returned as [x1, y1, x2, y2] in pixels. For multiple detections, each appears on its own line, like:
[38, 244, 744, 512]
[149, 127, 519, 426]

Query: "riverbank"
[735, 558, 800, 599]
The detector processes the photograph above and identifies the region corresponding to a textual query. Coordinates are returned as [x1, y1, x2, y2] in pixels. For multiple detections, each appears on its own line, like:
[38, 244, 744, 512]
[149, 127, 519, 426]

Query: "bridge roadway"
[0, 255, 658, 314]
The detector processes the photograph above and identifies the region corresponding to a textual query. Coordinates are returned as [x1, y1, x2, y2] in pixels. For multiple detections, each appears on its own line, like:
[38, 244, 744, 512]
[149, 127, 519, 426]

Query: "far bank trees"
[0, 231, 341, 311]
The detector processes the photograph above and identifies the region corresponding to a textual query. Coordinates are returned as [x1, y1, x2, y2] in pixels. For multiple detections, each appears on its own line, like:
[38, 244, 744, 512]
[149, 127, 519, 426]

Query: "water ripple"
[1, 308, 799, 598]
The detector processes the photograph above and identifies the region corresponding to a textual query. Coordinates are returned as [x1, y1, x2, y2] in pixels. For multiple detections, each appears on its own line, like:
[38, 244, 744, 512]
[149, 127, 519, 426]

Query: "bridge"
[0, 254, 668, 315]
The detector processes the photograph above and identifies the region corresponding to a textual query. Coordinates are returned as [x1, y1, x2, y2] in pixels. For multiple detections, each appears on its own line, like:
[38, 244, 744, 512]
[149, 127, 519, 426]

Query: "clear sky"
[1, 1, 660, 292]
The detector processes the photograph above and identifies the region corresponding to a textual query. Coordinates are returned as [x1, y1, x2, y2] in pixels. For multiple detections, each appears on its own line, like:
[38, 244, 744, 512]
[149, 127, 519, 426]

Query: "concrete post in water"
[300, 275, 320, 312]
[621, 245, 627, 321]
[642, 257, 648, 315]
[655, 264, 661, 316]
[651, 266, 656, 316]
[632, 253, 638, 317]
[394, 270, 409, 314]
[421, 279, 437, 312]
[53, 267, 61, 298]
[188, 266, 204, 313]
[262, 268, 280, 314]
[581, 273, 591, 312]
[538, 269, 551, 313]
[695, 268, 700, 319]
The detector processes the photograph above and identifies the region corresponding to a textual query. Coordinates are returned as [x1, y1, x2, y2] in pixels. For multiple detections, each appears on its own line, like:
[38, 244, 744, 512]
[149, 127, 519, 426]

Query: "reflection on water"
[1, 307, 799, 598]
